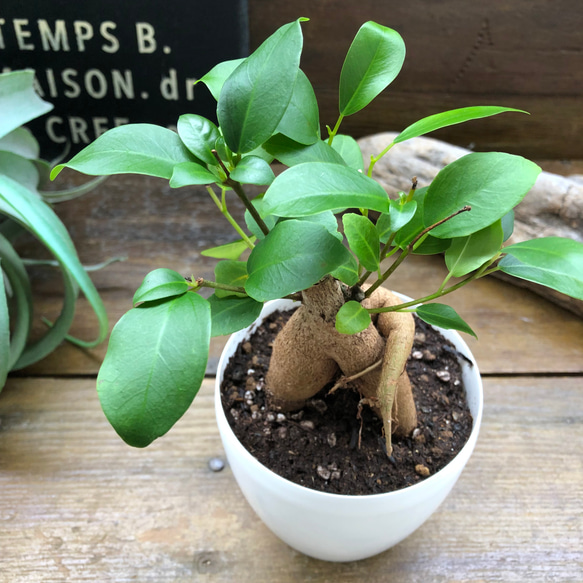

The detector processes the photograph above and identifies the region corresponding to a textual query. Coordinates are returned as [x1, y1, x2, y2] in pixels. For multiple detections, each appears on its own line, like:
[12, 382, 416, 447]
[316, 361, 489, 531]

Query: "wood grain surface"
[248, 0, 583, 159]
[1, 377, 581, 582]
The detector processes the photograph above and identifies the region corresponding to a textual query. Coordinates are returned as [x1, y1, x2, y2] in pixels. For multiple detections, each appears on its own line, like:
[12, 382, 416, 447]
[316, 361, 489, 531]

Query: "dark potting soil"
[220, 309, 473, 495]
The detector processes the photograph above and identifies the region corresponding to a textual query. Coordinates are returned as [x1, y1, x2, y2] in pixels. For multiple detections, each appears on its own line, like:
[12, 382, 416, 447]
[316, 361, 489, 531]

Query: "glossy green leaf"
[97, 292, 211, 447]
[0, 176, 108, 354]
[412, 235, 452, 256]
[208, 294, 263, 337]
[445, 220, 504, 277]
[201, 238, 252, 260]
[170, 161, 217, 188]
[51, 124, 195, 180]
[230, 155, 275, 186]
[246, 219, 352, 301]
[343, 213, 380, 272]
[197, 58, 246, 101]
[394, 106, 526, 144]
[377, 199, 418, 244]
[0, 151, 40, 191]
[0, 70, 53, 139]
[214, 260, 248, 298]
[424, 153, 541, 238]
[218, 20, 304, 153]
[330, 134, 364, 170]
[339, 22, 405, 116]
[392, 188, 428, 249]
[177, 114, 221, 165]
[501, 210, 515, 242]
[0, 260, 9, 389]
[276, 70, 320, 145]
[499, 237, 583, 300]
[292, 212, 342, 241]
[264, 135, 345, 167]
[0, 126, 40, 159]
[416, 303, 477, 338]
[330, 253, 359, 286]
[335, 301, 372, 334]
[133, 268, 189, 305]
[262, 162, 390, 218]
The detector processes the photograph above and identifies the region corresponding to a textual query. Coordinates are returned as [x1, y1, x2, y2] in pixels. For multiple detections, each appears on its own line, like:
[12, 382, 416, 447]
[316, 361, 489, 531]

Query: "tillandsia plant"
[53, 19, 583, 454]
[0, 70, 109, 391]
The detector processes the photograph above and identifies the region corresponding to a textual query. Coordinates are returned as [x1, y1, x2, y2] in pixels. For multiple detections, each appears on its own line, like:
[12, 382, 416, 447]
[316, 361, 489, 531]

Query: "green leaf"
[339, 22, 405, 116]
[246, 219, 352, 301]
[330, 253, 359, 286]
[416, 303, 477, 338]
[214, 260, 248, 298]
[230, 155, 275, 186]
[208, 294, 263, 337]
[0, 70, 53, 139]
[394, 106, 527, 144]
[170, 161, 217, 187]
[264, 135, 345, 167]
[0, 233, 33, 371]
[262, 162, 390, 218]
[133, 268, 189, 305]
[0, 151, 40, 191]
[501, 210, 515, 242]
[245, 198, 278, 240]
[499, 237, 583, 300]
[392, 187, 428, 249]
[218, 20, 304, 153]
[445, 220, 504, 277]
[424, 152, 541, 238]
[97, 292, 211, 447]
[343, 213, 380, 272]
[0, 260, 10, 389]
[40, 175, 107, 204]
[330, 134, 364, 170]
[0, 126, 40, 159]
[335, 301, 372, 334]
[377, 199, 418, 244]
[412, 235, 452, 256]
[201, 238, 252, 260]
[0, 176, 108, 355]
[292, 211, 342, 241]
[177, 114, 221, 166]
[51, 124, 195, 180]
[276, 70, 320, 145]
[197, 58, 246, 101]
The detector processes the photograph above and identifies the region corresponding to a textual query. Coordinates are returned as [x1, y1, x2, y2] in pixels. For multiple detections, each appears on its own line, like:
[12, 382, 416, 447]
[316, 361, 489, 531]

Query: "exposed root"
[265, 276, 417, 459]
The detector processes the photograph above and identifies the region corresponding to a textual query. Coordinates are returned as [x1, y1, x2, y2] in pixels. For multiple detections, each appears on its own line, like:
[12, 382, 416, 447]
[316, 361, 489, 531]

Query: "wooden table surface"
[1, 167, 582, 582]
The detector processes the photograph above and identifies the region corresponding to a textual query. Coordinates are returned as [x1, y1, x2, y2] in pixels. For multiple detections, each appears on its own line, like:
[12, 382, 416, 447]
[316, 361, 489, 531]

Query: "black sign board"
[0, 1, 249, 157]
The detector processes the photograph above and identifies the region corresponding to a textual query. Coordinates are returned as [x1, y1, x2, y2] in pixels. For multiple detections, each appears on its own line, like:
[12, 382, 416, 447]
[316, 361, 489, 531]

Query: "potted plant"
[0, 70, 109, 391]
[51, 19, 583, 561]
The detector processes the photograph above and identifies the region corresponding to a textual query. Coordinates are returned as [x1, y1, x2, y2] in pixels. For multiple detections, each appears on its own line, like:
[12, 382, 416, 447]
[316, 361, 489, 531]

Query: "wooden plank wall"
[248, 0, 583, 159]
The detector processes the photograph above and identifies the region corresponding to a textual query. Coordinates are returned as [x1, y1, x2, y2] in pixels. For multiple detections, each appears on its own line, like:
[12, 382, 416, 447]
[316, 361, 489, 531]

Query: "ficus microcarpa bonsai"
[52, 19, 583, 456]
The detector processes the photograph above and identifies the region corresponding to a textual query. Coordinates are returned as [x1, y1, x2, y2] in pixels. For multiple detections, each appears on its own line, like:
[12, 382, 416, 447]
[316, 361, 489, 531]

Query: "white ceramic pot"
[215, 298, 483, 562]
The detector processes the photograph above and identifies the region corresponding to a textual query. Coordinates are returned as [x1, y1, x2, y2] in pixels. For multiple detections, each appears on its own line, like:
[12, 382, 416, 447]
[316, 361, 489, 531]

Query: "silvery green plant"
[53, 20, 583, 448]
[0, 70, 108, 391]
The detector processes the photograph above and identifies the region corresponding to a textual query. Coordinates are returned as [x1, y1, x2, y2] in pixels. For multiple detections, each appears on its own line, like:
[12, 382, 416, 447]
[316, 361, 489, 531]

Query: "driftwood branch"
[358, 133, 583, 318]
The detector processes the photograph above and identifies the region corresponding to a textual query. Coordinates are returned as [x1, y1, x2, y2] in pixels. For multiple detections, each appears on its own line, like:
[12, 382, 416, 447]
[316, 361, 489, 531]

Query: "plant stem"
[327, 114, 344, 146]
[367, 140, 395, 177]
[228, 180, 271, 237]
[205, 186, 255, 249]
[192, 278, 247, 295]
[365, 206, 472, 298]
[211, 149, 271, 237]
